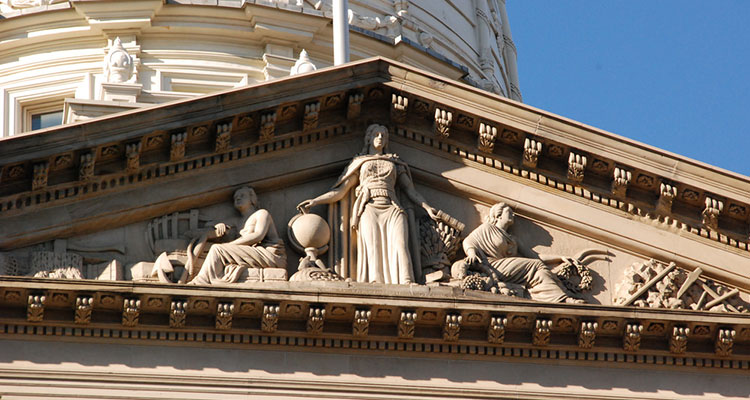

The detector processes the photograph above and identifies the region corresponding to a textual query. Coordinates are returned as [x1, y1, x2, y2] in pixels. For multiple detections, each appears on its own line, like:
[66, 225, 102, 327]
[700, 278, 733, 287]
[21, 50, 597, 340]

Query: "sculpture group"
[125, 124, 602, 304]
[0, 123, 613, 304]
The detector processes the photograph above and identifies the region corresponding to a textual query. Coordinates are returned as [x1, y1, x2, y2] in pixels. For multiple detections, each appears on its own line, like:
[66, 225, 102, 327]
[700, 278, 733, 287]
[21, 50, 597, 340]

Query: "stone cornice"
[2, 277, 749, 370]
[0, 57, 748, 267]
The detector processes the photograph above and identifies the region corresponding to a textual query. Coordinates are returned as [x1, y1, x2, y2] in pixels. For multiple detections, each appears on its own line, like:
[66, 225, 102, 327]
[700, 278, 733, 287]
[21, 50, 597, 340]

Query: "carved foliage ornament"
[216, 303, 234, 330]
[353, 309, 371, 337]
[478, 123, 498, 153]
[27, 294, 45, 322]
[170, 300, 187, 328]
[487, 316, 507, 344]
[347, 93, 363, 120]
[442, 314, 462, 341]
[122, 298, 141, 327]
[391, 94, 408, 123]
[75, 296, 93, 325]
[433, 108, 452, 138]
[262, 304, 280, 333]
[522, 137, 541, 168]
[307, 306, 325, 334]
[532, 319, 551, 346]
[215, 123, 232, 153]
[398, 311, 416, 339]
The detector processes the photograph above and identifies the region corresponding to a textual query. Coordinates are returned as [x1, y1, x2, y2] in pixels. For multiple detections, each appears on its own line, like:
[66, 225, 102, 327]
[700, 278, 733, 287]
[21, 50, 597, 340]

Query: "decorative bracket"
[303, 102, 320, 132]
[522, 137, 542, 168]
[611, 167, 631, 198]
[261, 304, 280, 333]
[260, 112, 277, 142]
[433, 108, 453, 138]
[215, 302, 234, 330]
[122, 298, 141, 327]
[74, 296, 93, 325]
[215, 123, 232, 153]
[478, 122, 498, 153]
[487, 316, 507, 344]
[398, 311, 417, 339]
[307, 306, 325, 334]
[353, 309, 371, 337]
[32, 162, 49, 191]
[702, 196, 724, 230]
[347, 93, 363, 120]
[170, 132, 187, 161]
[442, 313, 462, 342]
[125, 142, 141, 172]
[391, 94, 408, 123]
[669, 326, 690, 354]
[578, 321, 598, 349]
[532, 318, 552, 346]
[715, 328, 735, 357]
[656, 181, 677, 215]
[79, 152, 96, 181]
[27, 294, 45, 322]
[567, 152, 587, 184]
[170, 300, 187, 328]
[623, 323, 642, 351]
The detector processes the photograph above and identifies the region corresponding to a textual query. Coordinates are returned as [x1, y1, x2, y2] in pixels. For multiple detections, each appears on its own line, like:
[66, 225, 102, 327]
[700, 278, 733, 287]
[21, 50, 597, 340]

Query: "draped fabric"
[329, 154, 417, 284]
[464, 222, 571, 303]
[190, 240, 286, 285]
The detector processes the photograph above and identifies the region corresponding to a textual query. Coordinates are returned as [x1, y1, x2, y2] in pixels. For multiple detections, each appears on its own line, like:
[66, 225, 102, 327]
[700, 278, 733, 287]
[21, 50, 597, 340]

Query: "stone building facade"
[0, 0, 519, 136]
[1, 2, 750, 399]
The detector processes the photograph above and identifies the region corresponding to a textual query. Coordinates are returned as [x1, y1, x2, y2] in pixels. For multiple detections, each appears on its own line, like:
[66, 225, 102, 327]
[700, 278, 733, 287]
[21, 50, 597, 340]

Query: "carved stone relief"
[614, 259, 748, 313]
[449, 203, 605, 303]
[104, 37, 135, 84]
[297, 124, 461, 285]
[146, 186, 287, 285]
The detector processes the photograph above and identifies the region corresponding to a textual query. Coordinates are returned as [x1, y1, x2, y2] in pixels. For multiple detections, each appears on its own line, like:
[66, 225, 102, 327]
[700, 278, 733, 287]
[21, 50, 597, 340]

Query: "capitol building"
[1, 1, 749, 399]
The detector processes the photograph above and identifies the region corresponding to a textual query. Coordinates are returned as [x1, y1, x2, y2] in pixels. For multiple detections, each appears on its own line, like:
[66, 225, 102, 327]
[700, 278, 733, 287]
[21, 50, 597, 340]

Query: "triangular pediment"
[1, 57, 750, 367]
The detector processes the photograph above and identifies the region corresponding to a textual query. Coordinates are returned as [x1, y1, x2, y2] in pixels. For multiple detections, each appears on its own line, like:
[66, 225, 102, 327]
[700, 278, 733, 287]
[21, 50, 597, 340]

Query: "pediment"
[1, 57, 750, 366]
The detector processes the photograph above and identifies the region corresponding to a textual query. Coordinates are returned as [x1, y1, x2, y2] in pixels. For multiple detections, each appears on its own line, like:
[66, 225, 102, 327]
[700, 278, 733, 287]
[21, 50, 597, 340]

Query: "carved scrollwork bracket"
[442, 313, 462, 342]
[578, 321, 598, 349]
[670, 326, 690, 354]
[391, 94, 408, 123]
[522, 137, 541, 168]
[398, 311, 417, 339]
[347, 92, 364, 120]
[623, 323, 642, 351]
[307, 306, 325, 334]
[353, 309, 371, 337]
[478, 122, 498, 153]
[262, 304, 280, 333]
[532, 318, 551, 346]
[75, 296, 93, 325]
[611, 167, 631, 198]
[27, 294, 45, 322]
[170, 300, 187, 328]
[122, 298, 141, 327]
[433, 108, 453, 138]
[216, 302, 234, 330]
[487, 316, 507, 344]
[567, 152, 587, 184]
[715, 328, 735, 357]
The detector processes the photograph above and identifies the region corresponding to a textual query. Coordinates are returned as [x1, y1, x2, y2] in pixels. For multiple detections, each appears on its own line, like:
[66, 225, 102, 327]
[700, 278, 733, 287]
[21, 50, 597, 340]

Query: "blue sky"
[506, 1, 750, 177]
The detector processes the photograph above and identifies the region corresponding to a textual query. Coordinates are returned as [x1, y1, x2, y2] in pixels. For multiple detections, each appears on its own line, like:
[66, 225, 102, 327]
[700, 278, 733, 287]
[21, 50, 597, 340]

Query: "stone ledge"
[1, 277, 749, 368]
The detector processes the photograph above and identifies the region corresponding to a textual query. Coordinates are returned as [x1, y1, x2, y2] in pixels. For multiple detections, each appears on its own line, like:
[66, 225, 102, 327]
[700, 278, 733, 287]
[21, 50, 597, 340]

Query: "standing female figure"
[297, 124, 438, 284]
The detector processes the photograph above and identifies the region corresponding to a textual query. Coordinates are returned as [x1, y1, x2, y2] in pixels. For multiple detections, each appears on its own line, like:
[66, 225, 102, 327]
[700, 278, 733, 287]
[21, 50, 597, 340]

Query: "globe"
[289, 213, 330, 250]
